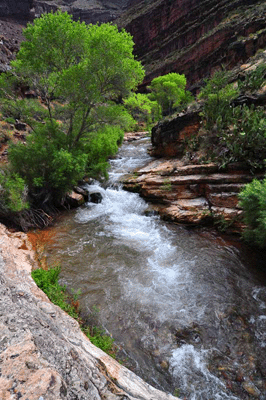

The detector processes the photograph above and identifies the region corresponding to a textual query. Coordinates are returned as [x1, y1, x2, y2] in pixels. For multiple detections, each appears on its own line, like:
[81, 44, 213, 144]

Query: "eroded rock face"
[117, 0, 266, 88]
[121, 160, 264, 232]
[0, 223, 178, 400]
[151, 108, 202, 157]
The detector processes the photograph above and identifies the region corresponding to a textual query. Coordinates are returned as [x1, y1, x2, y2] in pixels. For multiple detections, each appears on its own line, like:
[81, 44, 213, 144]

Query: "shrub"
[239, 178, 266, 248]
[238, 63, 266, 92]
[32, 266, 79, 319]
[0, 167, 28, 214]
[8, 120, 87, 203]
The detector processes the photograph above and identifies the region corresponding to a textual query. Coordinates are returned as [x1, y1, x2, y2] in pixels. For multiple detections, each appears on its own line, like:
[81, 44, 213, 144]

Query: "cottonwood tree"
[148, 72, 188, 115]
[1, 11, 144, 205]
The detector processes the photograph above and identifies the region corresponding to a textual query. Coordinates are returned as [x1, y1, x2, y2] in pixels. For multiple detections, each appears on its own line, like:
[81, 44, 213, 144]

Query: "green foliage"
[198, 68, 266, 169]
[148, 72, 188, 115]
[238, 63, 266, 92]
[83, 326, 115, 355]
[198, 69, 232, 99]
[200, 83, 239, 131]
[4, 117, 16, 125]
[218, 105, 266, 168]
[31, 266, 79, 319]
[124, 93, 161, 129]
[9, 121, 87, 202]
[11, 11, 144, 145]
[32, 266, 116, 355]
[0, 11, 145, 207]
[0, 168, 29, 214]
[239, 178, 266, 248]
[85, 126, 124, 179]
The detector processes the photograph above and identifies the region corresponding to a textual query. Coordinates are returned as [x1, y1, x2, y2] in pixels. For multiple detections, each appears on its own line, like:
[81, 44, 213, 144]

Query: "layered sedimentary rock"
[122, 160, 264, 231]
[0, 223, 178, 400]
[117, 0, 266, 88]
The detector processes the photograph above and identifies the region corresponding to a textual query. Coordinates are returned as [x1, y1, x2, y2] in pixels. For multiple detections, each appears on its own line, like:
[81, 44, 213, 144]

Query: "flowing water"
[44, 138, 266, 399]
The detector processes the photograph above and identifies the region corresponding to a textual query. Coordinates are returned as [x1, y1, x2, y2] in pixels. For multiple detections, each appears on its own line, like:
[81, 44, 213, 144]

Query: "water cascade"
[45, 138, 266, 399]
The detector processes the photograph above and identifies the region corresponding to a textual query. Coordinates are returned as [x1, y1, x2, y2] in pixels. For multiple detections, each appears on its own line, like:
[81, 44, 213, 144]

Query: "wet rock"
[65, 191, 85, 207]
[89, 191, 103, 204]
[124, 131, 149, 142]
[151, 110, 202, 158]
[74, 186, 89, 202]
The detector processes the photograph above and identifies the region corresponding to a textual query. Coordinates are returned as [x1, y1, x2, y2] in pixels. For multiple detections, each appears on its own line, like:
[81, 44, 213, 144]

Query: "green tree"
[11, 11, 144, 146]
[1, 11, 145, 206]
[148, 72, 188, 115]
[124, 92, 161, 129]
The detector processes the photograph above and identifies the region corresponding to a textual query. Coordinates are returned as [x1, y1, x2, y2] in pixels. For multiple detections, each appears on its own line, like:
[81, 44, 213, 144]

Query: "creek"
[44, 138, 266, 400]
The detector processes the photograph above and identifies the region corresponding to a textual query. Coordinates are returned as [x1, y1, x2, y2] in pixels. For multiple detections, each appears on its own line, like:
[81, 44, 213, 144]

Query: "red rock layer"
[117, 0, 266, 88]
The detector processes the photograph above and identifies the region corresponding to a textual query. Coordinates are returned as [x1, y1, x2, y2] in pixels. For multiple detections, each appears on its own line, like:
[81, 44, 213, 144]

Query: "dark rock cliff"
[116, 0, 266, 89]
[0, 0, 33, 18]
[33, 0, 132, 24]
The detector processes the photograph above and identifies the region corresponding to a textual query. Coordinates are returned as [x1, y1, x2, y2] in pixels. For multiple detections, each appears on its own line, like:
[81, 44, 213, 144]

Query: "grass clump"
[31, 265, 79, 319]
[32, 266, 116, 356]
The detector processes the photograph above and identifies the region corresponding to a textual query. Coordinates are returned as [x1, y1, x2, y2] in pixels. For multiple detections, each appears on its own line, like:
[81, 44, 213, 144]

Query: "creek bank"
[121, 158, 265, 233]
[0, 222, 178, 400]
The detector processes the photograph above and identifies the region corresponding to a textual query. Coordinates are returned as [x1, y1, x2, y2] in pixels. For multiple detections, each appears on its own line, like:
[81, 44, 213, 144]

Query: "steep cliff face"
[0, 0, 33, 18]
[117, 0, 266, 89]
[33, 0, 132, 24]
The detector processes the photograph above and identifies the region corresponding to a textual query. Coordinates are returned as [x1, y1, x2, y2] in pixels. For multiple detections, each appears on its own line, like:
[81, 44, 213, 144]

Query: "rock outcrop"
[0, 223, 178, 400]
[116, 0, 266, 89]
[122, 160, 264, 232]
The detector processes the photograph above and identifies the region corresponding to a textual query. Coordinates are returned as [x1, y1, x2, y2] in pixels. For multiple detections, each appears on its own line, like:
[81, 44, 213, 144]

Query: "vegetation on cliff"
[196, 64, 266, 247]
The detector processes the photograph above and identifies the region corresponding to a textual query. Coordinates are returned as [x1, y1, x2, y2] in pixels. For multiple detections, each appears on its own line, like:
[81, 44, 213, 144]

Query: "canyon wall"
[33, 0, 131, 24]
[116, 0, 266, 89]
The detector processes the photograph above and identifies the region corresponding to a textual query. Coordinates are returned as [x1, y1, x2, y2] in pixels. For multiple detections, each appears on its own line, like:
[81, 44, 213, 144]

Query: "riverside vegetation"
[196, 66, 266, 248]
[0, 10, 266, 248]
[0, 10, 188, 231]
[31, 265, 116, 356]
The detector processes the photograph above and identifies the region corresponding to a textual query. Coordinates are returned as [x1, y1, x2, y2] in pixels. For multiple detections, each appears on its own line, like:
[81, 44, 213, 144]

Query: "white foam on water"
[169, 344, 240, 400]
